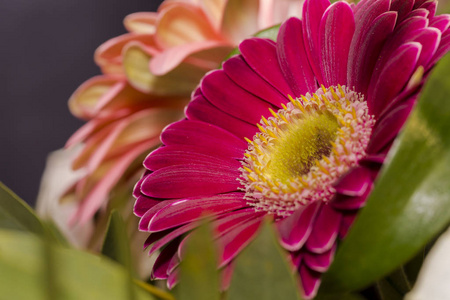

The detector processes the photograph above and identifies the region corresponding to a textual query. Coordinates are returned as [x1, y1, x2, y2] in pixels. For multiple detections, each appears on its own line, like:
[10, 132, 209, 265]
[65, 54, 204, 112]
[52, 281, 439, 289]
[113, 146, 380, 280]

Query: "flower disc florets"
[240, 85, 375, 216]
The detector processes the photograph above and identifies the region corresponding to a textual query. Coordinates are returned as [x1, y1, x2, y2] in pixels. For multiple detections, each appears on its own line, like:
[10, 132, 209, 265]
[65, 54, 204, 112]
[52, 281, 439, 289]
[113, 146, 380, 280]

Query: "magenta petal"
[186, 94, 258, 140]
[299, 264, 321, 299]
[277, 17, 316, 96]
[430, 15, 450, 33]
[152, 240, 179, 279]
[223, 55, 287, 108]
[339, 212, 358, 239]
[239, 38, 295, 96]
[302, 0, 330, 84]
[149, 223, 196, 255]
[144, 144, 242, 171]
[218, 217, 263, 267]
[304, 244, 336, 273]
[305, 204, 341, 254]
[331, 186, 371, 210]
[367, 42, 421, 117]
[276, 201, 321, 252]
[167, 269, 179, 289]
[141, 165, 240, 199]
[427, 30, 450, 69]
[367, 101, 414, 154]
[161, 120, 246, 159]
[214, 208, 264, 237]
[348, 11, 397, 95]
[221, 263, 234, 291]
[334, 166, 372, 197]
[149, 193, 247, 231]
[201, 70, 277, 125]
[390, 0, 414, 21]
[319, 1, 355, 87]
[138, 200, 178, 231]
[406, 8, 430, 19]
[415, 27, 441, 68]
[144, 230, 170, 249]
[349, 0, 391, 82]
[420, 0, 436, 19]
[134, 195, 160, 217]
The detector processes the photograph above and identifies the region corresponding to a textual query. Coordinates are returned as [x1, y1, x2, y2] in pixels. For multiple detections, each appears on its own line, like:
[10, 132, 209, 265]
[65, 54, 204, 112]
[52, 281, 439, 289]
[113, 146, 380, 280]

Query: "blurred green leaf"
[315, 293, 366, 300]
[102, 210, 132, 270]
[376, 279, 403, 300]
[0, 229, 155, 300]
[227, 221, 302, 300]
[322, 53, 450, 291]
[175, 223, 220, 300]
[0, 181, 47, 236]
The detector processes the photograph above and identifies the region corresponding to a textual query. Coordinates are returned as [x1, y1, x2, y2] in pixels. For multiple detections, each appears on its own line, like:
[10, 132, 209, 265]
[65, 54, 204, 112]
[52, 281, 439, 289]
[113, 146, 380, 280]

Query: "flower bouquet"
[1, 0, 450, 299]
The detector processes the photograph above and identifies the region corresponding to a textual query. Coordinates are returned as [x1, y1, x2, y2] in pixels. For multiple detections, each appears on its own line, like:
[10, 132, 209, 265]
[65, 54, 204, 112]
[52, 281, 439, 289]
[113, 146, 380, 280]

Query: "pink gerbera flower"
[134, 0, 450, 298]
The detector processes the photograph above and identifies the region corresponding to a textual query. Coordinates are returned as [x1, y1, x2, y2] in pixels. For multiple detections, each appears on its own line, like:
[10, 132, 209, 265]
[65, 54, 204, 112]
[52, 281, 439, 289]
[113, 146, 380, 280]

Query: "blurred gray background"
[0, 0, 163, 205]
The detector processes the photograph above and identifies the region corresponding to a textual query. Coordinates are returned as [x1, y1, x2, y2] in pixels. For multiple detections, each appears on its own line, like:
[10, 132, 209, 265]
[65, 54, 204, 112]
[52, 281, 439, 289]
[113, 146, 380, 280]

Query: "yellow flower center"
[240, 85, 375, 217]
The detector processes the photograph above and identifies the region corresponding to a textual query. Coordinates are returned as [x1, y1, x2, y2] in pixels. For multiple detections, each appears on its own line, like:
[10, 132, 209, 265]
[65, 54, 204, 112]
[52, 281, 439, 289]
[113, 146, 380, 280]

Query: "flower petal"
[276, 201, 321, 252]
[319, 1, 355, 87]
[299, 264, 321, 299]
[305, 204, 341, 254]
[333, 166, 373, 197]
[277, 17, 317, 96]
[304, 244, 336, 273]
[124, 12, 158, 34]
[221, 0, 259, 43]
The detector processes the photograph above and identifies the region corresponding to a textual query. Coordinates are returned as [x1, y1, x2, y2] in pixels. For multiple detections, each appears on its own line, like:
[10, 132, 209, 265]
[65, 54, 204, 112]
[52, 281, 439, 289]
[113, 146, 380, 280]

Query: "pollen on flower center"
[239, 85, 375, 217]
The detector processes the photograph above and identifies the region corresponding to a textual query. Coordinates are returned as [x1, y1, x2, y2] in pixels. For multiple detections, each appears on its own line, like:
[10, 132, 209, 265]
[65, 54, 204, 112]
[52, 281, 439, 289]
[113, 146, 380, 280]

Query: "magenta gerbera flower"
[134, 0, 450, 298]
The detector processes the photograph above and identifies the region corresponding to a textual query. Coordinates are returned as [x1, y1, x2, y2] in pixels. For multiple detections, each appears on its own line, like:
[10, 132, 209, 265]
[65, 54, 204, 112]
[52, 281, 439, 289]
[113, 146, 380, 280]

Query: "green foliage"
[322, 53, 450, 292]
[175, 223, 221, 300]
[227, 221, 302, 300]
[0, 181, 66, 245]
[0, 229, 155, 300]
[102, 210, 133, 270]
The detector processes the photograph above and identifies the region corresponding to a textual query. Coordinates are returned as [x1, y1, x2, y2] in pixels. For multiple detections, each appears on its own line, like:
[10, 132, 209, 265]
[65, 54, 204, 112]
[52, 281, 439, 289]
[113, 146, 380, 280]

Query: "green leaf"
[322, 53, 450, 292]
[102, 210, 132, 270]
[0, 229, 155, 300]
[0, 181, 47, 236]
[227, 221, 302, 300]
[175, 223, 220, 300]
[315, 293, 366, 300]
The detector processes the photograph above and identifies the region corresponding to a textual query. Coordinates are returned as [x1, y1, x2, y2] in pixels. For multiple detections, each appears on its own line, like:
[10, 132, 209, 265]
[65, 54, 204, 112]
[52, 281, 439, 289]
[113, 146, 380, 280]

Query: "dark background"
[0, 0, 163, 205]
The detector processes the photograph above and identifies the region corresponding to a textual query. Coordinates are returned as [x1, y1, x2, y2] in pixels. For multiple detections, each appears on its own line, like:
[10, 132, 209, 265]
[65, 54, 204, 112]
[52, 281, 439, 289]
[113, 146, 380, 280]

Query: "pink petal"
[348, 11, 397, 95]
[220, 262, 234, 291]
[333, 166, 372, 197]
[305, 204, 341, 254]
[186, 93, 258, 140]
[221, 0, 259, 43]
[430, 15, 450, 33]
[367, 42, 421, 117]
[222, 55, 287, 108]
[141, 165, 240, 199]
[217, 217, 263, 267]
[367, 101, 415, 154]
[319, 1, 355, 87]
[148, 193, 247, 231]
[201, 70, 277, 125]
[239, 38, 295, 96]
[299, 264, 321, 299]
[152, 240, 180, 280]
[214, 208, 265, 237]
[277, 17, 316, 96]
[144, 143, 242, 171]
[155, 3, 221, 49]
[134, 195, 161, 218]
[390, 0, 414, 22]
[331, 185, 372, 210]
[167, 268, 179, 289]
[139, 200, 179, 231]
[304, 244, 336, 273]
[414, 27, 441, 68]
[348, 0, 391, 90]
[71, 141, 156, 225]
[149, 41, 232, 76]
[160, 120, 246, 159]
[339, 212, 358, 239]
[124, 12, 158, 34]
[427, 29, 450, 69]
[276, 201, 321, 252]
[149, 223, 197, 255]
[302, 0, 330, 84]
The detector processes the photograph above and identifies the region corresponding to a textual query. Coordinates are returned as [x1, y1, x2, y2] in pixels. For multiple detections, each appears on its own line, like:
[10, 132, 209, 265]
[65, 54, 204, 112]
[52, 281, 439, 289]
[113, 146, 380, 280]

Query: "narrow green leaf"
[0, 229, 155, 300]
[175, 223, 220, 300]
[322, 53, 450, 292]
[102, 210, 132, 270]
[376, 280, 403, 300]
[227, 221, 302, 300]
[0, 181, 47, 236]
